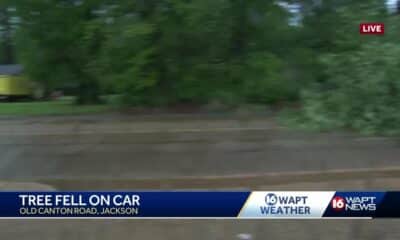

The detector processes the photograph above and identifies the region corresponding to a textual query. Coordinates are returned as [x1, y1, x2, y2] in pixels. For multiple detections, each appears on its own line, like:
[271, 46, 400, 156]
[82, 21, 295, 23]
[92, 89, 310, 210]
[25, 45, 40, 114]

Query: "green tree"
[97, 0, 297, 106]
[0, 0, 18, 64]
[294, 0, 400, 134]
[16, 0, 105, 103]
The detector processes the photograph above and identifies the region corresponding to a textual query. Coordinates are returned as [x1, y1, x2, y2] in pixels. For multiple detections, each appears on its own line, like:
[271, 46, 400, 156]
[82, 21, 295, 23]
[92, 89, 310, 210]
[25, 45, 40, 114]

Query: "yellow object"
[0, 75, 33, 96]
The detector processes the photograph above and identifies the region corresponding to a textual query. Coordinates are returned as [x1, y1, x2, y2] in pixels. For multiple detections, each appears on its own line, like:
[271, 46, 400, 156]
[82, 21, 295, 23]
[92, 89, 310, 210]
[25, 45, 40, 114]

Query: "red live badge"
[359, 23, 385, 35]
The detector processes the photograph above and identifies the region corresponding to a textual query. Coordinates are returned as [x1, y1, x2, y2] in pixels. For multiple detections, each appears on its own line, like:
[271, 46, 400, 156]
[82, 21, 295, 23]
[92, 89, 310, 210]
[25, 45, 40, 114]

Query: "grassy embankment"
[0, 97, 115, 116]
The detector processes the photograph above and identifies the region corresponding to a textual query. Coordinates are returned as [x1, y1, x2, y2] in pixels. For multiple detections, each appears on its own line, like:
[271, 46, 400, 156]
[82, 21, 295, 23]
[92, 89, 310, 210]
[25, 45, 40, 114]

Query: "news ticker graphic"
[0, 191, 399, 219]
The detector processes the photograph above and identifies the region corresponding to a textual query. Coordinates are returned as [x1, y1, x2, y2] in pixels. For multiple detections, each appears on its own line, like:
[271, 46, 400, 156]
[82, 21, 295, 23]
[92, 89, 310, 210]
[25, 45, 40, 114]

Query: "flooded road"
[0, 114, 399, 188]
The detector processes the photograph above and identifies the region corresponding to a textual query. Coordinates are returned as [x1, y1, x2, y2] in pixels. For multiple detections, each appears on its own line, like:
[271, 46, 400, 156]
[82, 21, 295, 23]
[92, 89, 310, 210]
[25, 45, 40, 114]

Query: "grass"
[0, 97, 115, 116]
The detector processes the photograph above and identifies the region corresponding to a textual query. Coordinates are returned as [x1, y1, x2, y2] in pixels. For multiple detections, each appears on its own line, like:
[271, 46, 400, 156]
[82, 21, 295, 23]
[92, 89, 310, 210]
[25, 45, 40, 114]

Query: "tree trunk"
[76, 78, 102, 105]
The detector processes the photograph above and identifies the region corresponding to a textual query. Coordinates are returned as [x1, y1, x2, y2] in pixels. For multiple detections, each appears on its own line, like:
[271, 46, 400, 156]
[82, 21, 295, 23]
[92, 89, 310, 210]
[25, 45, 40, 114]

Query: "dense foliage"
[1, 0, 400, 134]
[7, 0, 302, 104]
[292, 0, 400, 134]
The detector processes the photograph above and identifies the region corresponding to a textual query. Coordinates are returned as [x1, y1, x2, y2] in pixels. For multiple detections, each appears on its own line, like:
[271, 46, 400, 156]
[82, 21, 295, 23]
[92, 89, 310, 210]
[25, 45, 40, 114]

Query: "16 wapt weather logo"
[238, 192, 335, 218]
[264, 193, 310, 215]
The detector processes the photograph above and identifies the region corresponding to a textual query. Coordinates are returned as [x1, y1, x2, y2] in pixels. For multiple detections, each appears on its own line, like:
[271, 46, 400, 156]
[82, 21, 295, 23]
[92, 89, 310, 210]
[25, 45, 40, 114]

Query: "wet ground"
[1, 114, 400, 186]
[0, 114, 400, 239]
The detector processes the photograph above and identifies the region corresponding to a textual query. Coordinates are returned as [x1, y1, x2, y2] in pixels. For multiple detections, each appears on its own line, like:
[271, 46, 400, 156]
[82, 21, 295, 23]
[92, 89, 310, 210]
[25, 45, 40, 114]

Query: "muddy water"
[0, 115, 399, 184]
[1, 219, 396, 240]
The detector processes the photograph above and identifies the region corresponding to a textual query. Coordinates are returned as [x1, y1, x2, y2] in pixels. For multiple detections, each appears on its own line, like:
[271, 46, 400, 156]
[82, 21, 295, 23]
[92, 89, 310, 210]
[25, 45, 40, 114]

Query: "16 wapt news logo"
[331, 196, 377, 212]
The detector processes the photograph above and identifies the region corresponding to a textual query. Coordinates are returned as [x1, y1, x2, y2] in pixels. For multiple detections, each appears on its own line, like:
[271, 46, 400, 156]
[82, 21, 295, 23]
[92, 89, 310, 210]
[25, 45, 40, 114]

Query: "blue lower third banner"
[0, 191, 399, 219]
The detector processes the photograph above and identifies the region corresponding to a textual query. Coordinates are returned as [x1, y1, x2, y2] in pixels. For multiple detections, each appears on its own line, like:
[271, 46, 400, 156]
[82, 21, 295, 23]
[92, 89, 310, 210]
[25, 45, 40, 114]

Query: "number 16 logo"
[331, 196, 346, 211]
